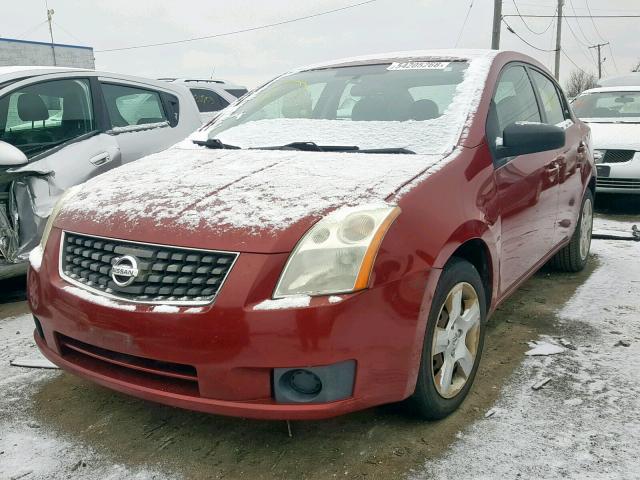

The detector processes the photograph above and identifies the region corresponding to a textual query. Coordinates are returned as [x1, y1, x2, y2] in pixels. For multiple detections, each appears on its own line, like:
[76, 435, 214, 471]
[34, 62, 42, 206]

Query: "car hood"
[587, 121, 640, 150]
[56, 144, 446, 253]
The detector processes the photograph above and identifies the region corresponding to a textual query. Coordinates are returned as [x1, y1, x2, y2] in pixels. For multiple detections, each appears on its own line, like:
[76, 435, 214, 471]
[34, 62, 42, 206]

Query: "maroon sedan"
[28, 50, 594, 420]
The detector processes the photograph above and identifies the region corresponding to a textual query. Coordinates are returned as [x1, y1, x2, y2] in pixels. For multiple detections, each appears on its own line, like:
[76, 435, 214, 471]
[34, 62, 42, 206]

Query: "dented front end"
[0, 167, 53, 279]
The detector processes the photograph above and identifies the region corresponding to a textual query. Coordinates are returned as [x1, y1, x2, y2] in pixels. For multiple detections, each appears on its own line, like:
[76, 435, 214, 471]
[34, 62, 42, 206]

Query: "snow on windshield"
[195, 50, 496, 156]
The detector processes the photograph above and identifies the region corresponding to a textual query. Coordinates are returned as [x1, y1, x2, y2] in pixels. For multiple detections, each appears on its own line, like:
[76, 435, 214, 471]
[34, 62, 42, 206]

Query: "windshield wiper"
[356, 147, 416, 154]
[251, 141, 360, 152]
[251, 142, 415, 154]
[192, 138, 241, 149]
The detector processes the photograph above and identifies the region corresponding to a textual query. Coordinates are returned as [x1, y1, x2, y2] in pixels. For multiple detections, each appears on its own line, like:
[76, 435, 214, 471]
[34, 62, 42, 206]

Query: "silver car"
[572, 86, 640, 194]
[158, 78, 248, 123]
[0, 66, 202, 279]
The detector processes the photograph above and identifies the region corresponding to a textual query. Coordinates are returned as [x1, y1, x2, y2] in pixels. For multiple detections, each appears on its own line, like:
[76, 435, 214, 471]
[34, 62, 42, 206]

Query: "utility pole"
[589, 42, 609, 79]
[554, 0, 564, 80]
[491, 0, 502, 50]
[46, 2, 57, 66]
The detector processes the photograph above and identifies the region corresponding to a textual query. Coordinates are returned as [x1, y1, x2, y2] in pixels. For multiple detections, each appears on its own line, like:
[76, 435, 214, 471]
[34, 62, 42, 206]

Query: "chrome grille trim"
[58, 230, 239, 306]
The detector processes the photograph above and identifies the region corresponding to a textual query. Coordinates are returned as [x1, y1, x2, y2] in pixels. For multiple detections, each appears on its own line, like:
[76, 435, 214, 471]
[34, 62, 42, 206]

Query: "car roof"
[160, 78, 246, 88]
[0, 66, 195, 97]
[579, 86, 640, 94]
[294, 49, 501, 73]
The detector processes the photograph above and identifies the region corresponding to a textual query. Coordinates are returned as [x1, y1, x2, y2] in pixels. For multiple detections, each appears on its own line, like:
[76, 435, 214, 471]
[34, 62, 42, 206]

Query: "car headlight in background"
[593, 149, 606, 164]
[274, 204, 401, 298]
[40, 186, 80, 250]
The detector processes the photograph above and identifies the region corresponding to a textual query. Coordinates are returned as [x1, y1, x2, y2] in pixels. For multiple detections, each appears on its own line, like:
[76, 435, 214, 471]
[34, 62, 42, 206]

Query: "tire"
[550, 189, 594, 272]
[405, 258, 487, 420]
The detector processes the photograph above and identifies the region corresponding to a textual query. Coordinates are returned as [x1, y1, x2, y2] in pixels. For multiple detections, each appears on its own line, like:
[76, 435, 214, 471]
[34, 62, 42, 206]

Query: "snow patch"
[152, 305, 180, 313]
[253, 295, 311, 311]
[28, 245, 43, 271]
[328, 296, 343, 304]
[525, 340, 565, 356]
[184, 307, 204, 313]
[63, 286, 136, 311]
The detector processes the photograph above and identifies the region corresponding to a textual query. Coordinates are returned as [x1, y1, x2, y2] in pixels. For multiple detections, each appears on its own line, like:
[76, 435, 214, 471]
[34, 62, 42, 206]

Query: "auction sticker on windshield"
[387, 61, 450, 70]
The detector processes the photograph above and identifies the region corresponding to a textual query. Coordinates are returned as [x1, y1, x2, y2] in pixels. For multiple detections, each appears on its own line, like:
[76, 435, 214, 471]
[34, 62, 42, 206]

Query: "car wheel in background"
[405, 258, 487, 420]
[550, 189, 594, 272]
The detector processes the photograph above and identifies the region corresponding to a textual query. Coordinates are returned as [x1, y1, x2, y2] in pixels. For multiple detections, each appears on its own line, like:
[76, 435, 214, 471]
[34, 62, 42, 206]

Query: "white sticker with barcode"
[387, 61, 450, 71]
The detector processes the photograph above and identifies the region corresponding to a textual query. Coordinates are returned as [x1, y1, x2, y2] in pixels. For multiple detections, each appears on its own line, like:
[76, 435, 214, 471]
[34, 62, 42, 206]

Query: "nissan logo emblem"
[111, 255, 139, 287]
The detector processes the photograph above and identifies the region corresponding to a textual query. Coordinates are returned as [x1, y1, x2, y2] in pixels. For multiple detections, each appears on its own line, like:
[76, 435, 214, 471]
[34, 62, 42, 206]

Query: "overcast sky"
[2, 0, 640, 88]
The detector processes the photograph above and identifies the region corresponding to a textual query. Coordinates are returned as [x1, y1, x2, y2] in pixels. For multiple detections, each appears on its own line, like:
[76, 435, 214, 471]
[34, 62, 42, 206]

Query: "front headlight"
[593, 149, 606, 164]
[40, 186, 80, 250]
[274, 204, 401, 298]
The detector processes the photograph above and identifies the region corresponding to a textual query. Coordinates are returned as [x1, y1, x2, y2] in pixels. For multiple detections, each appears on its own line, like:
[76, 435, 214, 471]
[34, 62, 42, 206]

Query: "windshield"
[202, 60, 478, 155]
[573, 91, 640, 122]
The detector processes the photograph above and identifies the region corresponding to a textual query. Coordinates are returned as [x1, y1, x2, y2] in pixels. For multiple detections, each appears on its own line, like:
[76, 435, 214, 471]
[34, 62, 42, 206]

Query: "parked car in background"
[597, 72, 640, 88]
[158, 78, 248, 123]
[573, 86, 640, 194]
[29, 50, 594, 421]
[0, 66, 202, 280]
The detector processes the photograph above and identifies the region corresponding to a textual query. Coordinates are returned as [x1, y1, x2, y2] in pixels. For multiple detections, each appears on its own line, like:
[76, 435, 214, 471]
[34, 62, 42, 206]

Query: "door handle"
[90, 153, 111, 166]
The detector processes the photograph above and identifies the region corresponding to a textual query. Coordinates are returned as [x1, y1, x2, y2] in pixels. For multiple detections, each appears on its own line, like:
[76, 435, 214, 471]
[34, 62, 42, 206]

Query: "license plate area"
[596, 165, 610, 177]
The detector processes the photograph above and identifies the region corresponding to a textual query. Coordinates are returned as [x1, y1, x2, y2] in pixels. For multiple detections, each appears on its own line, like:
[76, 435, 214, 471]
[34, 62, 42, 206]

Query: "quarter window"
[101, 84, 167, 128]
[530, 70, 566, 125]
[0, 78, 94, 158]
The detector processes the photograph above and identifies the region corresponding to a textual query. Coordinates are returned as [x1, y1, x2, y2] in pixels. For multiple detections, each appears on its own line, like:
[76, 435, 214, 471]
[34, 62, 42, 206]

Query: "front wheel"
[405, 258, 486, 420]
[550, 189, 593, 272]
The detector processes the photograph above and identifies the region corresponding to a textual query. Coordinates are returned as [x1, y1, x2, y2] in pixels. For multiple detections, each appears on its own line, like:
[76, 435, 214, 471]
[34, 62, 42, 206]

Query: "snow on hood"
[59, 145, 444, 235]
[586, 121, 640, 150]
[192, 49, 497, 156]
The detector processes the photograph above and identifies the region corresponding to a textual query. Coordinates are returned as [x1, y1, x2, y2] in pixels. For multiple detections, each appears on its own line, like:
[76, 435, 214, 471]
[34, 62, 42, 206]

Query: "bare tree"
[565, 69, 598, 98]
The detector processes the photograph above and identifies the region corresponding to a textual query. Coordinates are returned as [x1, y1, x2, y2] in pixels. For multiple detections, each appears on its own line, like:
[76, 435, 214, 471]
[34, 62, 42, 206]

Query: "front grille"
[602, 149, 636, 164]
[60, 232, 238, 305]
[597, 177, 640, 190]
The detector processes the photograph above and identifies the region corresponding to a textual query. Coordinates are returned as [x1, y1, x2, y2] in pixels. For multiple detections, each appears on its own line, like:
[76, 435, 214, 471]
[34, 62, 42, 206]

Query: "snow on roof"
[579, 86, 640, 94]
[293, 49, 498, 73]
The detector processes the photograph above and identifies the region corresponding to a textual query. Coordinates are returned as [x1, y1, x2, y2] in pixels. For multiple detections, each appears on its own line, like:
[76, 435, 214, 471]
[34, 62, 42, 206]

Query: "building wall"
[0, 38, 95, 69]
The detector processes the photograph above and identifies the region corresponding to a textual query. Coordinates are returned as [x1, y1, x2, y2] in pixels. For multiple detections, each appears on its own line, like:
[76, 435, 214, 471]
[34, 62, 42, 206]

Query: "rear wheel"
[405, 258, 486, 420]
[550, 189, 593, 272]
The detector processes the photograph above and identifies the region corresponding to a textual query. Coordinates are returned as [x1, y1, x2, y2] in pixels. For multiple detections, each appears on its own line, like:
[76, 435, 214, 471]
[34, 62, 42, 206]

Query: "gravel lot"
[1, 200, 638, 480]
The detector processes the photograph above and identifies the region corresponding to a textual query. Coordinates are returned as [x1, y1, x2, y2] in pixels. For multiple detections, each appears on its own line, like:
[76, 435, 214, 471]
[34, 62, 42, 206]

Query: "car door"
[99, 80, 183, 162]
[488, 64, 561, 295]
[528, 68, 584, 245]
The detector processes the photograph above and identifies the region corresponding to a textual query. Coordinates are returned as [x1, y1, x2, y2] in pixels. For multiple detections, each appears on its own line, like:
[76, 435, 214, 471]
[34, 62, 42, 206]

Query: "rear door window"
[530, 70, 567, 125]
[0, 78, 94, 158]
[101, 83, 167, 128]
[190, 88, 229, 113]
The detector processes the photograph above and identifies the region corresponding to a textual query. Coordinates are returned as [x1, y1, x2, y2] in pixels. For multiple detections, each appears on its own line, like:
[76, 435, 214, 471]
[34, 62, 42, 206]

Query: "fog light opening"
[289, 369, 322, 396]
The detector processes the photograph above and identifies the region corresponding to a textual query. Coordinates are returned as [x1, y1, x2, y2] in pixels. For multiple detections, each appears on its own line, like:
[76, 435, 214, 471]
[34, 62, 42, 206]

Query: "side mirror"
[496, 122, 565, 159]
[0, 141, 28, 166]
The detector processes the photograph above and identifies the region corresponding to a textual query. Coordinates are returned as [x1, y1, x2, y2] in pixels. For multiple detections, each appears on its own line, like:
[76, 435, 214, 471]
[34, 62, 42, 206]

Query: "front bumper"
[29, 230, 437, 420]
[596, 158, 640, 194]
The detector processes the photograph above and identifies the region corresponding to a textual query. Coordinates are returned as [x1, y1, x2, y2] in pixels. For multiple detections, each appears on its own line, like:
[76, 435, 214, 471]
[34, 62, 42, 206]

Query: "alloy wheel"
[431, 282, 481, 399]
[579, 197, 593, 261]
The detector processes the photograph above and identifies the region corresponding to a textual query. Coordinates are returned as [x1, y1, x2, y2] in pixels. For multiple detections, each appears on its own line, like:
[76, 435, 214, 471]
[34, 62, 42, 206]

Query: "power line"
[502, 18, 558, 52]
[568, 0, 593, 45]
[96, 0, 377, 53]
[511, 0, 556, 35]
[53, 20, 86, 46]
[584, 0, 618, 74]
[561, 49, 590, 75]
[454, 0, 474, 47]
[12, 20, 47, 40]
[503, 14, 640, 18]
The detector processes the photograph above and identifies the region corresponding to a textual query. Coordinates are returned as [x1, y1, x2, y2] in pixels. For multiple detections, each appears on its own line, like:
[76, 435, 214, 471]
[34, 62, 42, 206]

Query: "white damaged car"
[572, 86, 640, 194]
[0, 66, 202, 280]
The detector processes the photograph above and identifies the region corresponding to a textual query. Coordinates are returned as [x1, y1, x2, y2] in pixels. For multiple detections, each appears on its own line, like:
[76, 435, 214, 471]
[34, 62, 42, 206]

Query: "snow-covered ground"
[1, 216, 638, 479]
[414, 217, 640, 480]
